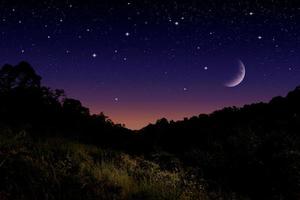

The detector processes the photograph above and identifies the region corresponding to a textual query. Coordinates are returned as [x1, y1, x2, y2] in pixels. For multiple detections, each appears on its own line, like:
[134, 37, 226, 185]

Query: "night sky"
[0, 0, 299, 129]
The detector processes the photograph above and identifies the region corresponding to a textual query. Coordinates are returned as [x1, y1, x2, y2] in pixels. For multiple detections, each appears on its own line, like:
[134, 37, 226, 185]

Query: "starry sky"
[0, 0, 299, 129]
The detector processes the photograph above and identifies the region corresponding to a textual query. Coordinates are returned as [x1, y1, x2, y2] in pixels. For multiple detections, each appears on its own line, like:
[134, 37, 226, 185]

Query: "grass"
[0, 131, 209, 200]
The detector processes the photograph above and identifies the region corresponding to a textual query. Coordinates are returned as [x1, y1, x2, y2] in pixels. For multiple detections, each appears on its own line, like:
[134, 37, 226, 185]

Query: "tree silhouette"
[0, 62, 131, 145]
[0, 62, 41, 91]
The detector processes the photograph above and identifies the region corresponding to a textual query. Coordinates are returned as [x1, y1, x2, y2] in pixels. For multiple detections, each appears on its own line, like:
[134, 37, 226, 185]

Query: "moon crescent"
[225, 60, 246, 87]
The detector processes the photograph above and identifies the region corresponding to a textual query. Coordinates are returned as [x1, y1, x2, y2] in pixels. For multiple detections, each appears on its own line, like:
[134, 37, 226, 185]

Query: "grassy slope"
[0, 130, 213, 200]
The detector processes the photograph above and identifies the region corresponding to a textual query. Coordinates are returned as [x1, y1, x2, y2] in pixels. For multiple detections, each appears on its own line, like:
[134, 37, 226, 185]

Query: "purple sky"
[0, 0, 299, 129]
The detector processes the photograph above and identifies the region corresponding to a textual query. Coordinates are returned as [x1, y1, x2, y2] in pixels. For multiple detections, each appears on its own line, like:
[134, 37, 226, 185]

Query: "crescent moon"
[225, 60, 246, 87]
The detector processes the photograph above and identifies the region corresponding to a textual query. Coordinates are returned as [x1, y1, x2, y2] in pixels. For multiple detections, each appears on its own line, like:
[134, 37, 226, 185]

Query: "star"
[21, 49, 25, 54]
[258, 35, 263, 40]
[174, 21, 179, 26]
[114, 97, 119, 102]
[183, 87, 188, 91]
[204, 66, 208, 70]
[249, 12, 254, 16]
[125, 32, 130, 36]
[47, 35, 51, 39]
[92, 53, 97, 58]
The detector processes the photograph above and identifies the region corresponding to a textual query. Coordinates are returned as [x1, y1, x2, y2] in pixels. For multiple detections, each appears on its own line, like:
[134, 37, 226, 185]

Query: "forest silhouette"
[0, 62, 299, 200]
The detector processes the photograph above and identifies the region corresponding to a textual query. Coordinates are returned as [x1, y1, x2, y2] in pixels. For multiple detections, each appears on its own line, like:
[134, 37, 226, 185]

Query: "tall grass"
[0, 131, 208, 200]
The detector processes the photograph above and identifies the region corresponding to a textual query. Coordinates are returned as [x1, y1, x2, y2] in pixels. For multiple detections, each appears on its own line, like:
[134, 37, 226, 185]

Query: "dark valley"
[0, 62, 299, 200]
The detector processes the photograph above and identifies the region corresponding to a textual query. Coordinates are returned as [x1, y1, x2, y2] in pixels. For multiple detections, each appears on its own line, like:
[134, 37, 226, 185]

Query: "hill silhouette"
[0, 61, 134, 148]
[0, 62, 299, 200]
[139, 86, 300, 199]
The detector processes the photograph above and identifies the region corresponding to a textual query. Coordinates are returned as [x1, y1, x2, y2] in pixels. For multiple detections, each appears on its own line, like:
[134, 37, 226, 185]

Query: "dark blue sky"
[0, 0, 299, 129]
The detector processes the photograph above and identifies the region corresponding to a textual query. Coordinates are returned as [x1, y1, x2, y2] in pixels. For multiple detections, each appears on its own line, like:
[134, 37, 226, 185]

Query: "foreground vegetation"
[0, 131, 213, 200]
